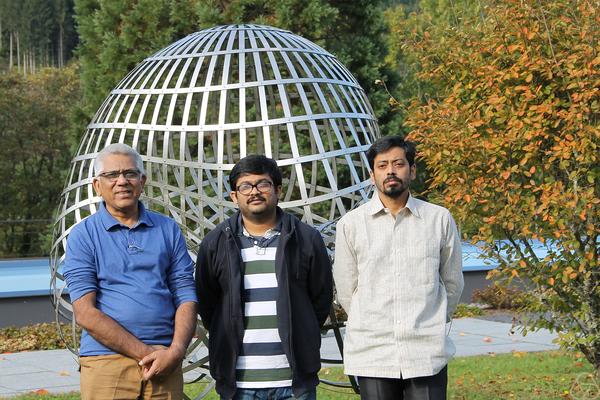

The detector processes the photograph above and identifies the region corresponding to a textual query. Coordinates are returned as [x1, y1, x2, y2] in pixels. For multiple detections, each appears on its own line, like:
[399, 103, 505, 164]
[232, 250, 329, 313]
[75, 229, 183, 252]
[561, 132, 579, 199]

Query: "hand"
[138, 345, 185, 381]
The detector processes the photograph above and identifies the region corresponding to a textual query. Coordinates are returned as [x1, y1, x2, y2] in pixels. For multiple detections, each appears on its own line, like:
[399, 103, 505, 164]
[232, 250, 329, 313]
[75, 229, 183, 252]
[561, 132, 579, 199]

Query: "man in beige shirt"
[333, 136, 464, 400]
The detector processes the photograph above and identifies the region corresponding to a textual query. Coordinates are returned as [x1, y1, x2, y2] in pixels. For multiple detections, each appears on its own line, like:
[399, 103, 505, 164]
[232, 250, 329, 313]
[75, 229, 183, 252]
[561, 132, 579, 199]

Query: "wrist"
[169, 343, 186, 359]
[134, 344, 154, 361]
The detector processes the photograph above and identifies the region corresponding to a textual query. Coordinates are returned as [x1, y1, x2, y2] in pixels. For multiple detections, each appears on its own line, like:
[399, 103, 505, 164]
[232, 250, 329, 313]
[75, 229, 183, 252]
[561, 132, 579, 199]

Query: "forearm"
[332, 219, 358, 312]
[169, 301, 197, 357]
[442, 214, 465, 320]
[74, 298, 152, 361]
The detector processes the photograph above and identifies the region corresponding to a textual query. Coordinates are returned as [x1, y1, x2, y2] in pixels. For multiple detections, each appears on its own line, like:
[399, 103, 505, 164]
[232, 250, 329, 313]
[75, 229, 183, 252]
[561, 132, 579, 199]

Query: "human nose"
[115, 172, 129, 184]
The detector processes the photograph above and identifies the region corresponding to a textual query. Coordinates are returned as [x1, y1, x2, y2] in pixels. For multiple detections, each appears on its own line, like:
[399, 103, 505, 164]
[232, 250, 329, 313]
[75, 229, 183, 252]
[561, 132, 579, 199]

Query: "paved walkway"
[0, 318, 559, 398]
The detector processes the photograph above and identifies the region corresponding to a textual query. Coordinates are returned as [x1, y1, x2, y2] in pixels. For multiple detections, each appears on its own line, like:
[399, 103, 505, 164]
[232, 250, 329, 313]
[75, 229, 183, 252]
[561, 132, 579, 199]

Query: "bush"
[472, 284, 532, 310]
[453, 303, 485, 319]
[0, 323, 80, 353]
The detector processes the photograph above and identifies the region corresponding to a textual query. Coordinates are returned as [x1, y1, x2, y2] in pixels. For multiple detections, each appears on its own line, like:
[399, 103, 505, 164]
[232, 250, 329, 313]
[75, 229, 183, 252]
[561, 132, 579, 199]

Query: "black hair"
[229, 154, 283, 189]
[366, 136, 416, 169]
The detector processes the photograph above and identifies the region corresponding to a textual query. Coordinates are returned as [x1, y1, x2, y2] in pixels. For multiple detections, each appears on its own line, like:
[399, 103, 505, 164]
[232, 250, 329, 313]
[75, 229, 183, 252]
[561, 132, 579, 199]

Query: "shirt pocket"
[404, 243, 440, 287]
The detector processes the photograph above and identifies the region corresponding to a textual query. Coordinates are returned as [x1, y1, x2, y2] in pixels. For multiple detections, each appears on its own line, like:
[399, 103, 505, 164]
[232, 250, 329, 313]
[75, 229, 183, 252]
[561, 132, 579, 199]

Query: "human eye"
[102, 171, 120, 179]
[257, 181, 272, 190]
[124, 170, 139, 179]
[238, 183, 252, 193]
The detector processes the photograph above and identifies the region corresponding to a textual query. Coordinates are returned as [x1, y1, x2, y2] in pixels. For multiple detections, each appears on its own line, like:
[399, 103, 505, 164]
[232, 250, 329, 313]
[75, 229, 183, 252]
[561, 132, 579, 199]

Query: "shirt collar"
[237, 213, 282, 238]
[99, 201, 153, 230]
[366, 192, 422, 219]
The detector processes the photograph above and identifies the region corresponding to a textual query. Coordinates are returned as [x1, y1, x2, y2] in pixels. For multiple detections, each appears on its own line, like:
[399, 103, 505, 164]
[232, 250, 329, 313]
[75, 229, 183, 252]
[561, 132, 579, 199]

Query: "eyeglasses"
[236, 180, 274, 195]
[97, 169, 141, 182]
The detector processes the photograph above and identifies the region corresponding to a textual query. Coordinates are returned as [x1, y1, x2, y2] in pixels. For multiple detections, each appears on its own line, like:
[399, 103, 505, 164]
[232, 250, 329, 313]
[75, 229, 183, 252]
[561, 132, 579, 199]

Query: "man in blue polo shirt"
[64, 143, 197, 400]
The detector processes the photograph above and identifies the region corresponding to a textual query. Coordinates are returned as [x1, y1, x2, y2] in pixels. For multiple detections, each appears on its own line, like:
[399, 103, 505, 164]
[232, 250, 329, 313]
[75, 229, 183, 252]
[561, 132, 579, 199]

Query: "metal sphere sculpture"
[50, 24, 378, 396]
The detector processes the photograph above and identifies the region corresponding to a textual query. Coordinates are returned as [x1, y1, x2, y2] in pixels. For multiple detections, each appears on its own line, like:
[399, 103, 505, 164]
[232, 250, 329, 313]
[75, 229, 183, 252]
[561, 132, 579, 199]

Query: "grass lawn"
[3, 351, 597, 400]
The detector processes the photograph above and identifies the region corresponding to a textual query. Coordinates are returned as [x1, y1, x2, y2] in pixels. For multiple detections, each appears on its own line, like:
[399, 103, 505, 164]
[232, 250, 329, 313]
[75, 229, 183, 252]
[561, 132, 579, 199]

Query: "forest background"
[0, 0, 598, 375]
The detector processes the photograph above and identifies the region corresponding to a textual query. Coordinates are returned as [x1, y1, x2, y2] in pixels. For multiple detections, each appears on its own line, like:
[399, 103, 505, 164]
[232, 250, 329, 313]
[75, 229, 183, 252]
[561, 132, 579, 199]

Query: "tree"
[0, 0, 78, 72]
[0, 66, 80, 256]
[397, 0, 599, 374]
[74, 0, 175, 118]
[384, 0, 483, 129]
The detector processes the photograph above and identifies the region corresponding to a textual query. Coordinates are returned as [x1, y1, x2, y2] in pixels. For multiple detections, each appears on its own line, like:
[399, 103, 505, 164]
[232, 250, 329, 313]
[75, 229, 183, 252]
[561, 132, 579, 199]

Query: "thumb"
[139, 352, 157, 366]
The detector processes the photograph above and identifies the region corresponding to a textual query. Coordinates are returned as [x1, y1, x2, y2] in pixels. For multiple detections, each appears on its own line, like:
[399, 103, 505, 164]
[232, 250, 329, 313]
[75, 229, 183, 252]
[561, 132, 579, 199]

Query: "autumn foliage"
[399, 0, 599, 373]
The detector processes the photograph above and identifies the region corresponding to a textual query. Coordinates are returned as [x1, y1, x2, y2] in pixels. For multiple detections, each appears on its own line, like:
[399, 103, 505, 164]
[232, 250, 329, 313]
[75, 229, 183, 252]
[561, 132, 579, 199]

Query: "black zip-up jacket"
[195, 208, 333, 399]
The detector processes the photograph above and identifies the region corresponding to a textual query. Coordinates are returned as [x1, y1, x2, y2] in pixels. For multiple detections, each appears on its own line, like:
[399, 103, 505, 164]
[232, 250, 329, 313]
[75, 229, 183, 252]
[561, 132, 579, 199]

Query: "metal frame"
[50, 24, 378, 398]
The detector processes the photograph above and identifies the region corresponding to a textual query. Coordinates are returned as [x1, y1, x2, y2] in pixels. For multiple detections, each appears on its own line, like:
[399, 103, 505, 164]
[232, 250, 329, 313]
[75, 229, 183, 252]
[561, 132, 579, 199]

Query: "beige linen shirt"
[333, 193, 464, 379]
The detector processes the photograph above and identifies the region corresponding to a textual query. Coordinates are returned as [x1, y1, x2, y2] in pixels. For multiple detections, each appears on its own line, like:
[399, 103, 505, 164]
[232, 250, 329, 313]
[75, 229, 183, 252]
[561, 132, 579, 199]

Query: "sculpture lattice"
[50, 24, 377, 397]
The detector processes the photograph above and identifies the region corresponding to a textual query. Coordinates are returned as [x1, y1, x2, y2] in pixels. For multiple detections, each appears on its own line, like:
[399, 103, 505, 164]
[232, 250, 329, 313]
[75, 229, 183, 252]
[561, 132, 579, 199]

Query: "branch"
[534, 0, 559, 67]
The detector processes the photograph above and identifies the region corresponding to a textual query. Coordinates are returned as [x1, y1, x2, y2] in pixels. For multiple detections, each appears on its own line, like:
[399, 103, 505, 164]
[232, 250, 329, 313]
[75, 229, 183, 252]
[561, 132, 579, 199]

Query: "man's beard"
[383, 185, 407, 198]
[382, 177, 407, 198]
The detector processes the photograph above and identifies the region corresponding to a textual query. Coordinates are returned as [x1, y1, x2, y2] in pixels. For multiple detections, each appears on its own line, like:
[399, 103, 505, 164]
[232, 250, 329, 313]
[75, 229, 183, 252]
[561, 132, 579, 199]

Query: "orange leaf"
[501, 171, 511, 180]
[548, 277, 555, 286]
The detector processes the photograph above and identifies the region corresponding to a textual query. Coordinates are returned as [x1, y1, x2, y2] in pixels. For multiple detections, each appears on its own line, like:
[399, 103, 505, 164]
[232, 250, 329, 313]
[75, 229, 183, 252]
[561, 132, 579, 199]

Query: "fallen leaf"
[34, 389, 49, 395]
[483, 337, 493, 342]
[459, 332, 466, 336]
[59, 370, 71, 376]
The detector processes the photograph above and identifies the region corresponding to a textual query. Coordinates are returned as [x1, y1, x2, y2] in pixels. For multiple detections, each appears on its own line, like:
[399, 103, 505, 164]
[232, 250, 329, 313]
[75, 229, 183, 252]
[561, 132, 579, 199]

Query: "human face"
[230, 173, 280, 220]
[370, 147, 416, 199]
[92, 153, 146, 218]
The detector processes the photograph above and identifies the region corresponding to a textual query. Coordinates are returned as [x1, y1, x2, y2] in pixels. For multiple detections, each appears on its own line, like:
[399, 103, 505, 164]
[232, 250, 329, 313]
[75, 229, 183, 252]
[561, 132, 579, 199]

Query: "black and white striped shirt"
[235, 222, 292, 388]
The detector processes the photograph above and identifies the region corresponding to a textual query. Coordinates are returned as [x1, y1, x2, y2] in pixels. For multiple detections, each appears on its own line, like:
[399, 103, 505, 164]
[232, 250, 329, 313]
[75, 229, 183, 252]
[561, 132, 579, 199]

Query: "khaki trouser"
[80, 354, 183, 400]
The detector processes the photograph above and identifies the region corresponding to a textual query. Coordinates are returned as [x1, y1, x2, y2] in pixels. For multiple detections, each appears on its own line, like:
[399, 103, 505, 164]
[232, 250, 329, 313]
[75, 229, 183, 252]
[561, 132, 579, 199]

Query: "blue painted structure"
[0, 258, 60, 298]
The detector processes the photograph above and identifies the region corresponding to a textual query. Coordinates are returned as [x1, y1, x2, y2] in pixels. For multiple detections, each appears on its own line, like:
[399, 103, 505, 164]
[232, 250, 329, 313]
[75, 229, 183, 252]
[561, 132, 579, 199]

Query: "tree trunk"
[9, 31, 13, 70]
[58, 24, 64, 68]
[16, 31, 20, 74]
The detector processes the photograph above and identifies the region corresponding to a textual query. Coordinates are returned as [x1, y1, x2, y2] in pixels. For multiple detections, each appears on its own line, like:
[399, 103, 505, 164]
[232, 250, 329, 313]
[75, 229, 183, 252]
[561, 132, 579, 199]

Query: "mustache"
[247, 195, 266, 203]
[384, 176, 402, 184]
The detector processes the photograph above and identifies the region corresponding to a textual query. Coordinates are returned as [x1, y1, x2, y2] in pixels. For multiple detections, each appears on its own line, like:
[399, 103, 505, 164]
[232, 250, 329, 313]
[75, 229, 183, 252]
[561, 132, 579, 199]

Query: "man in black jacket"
[195, 155, 333, 400]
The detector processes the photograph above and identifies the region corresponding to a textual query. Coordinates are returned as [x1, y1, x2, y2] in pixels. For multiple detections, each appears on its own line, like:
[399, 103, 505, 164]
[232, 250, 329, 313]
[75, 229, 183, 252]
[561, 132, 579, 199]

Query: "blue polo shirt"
[64, 202, 197, 356]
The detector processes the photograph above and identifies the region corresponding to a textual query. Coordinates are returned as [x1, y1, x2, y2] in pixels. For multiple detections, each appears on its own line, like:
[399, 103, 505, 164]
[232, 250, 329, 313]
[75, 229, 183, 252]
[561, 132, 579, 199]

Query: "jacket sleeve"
[307, 230, 333, 328]
[195, 238, 220, 330]
[440, 211, 464, 322]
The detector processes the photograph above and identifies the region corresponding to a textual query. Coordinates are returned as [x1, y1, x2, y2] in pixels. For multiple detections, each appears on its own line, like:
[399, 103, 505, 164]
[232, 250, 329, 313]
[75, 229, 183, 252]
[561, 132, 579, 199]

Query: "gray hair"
[94, 143, 146, 176]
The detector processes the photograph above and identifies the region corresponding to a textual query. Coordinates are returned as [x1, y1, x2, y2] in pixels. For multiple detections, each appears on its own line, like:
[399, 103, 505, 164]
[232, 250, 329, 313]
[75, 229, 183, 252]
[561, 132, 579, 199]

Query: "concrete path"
[0, 318, 559, 398]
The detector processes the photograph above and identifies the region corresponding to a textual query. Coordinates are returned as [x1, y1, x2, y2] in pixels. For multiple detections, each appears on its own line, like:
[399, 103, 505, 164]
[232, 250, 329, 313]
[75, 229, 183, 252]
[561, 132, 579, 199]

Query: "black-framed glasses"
[97, 169, 141, 182]
[236, 180, 273, 195]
